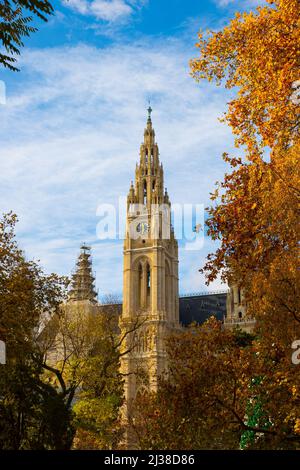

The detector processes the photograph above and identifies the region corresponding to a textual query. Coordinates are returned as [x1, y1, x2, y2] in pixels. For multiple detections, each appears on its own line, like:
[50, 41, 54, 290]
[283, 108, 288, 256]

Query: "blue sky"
[0, 0, 265, 299]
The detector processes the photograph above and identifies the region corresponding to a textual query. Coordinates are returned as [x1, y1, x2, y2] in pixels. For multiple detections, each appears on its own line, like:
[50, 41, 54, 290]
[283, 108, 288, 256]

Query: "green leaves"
[0, 0, 54, 71]
[0, 212, 73, 449]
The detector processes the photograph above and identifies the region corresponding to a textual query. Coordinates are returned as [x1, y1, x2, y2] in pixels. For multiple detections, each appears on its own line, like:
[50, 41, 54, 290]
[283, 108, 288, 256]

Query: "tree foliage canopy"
[0, 0, 53, 71]
[190, 0, 300, 156]
[0, 212, 73, 449]
[41, 303, 127, 449]
[132, 317, 300, 449]
[184, 0, 300, 450]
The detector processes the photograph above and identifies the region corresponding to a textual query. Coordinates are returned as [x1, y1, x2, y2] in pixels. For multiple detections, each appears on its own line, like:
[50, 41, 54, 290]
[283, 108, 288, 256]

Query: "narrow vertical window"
[165, 262, 171, 315]
[143, 180, 147, 205]
[138, 263, 143, 307]
[146, 263, 151, 307]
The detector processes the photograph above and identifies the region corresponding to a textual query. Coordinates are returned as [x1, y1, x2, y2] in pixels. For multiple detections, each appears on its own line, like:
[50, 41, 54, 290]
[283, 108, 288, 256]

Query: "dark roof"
[100, 292, 227, 327]
[179, 293, 227, 326]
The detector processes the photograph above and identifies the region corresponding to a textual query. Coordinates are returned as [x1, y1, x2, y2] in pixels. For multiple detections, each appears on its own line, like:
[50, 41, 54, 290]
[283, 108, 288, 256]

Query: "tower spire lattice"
[68, 244, 97, 303]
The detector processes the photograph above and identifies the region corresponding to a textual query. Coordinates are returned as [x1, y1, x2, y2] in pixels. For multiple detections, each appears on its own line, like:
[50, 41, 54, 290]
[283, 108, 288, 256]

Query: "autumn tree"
[41, 299, 144, 449]
[132, 318, 300, 450]
[190, 0, 299, 287]
[188, 0, 300, 448]
[0, 213, 140, 449]
[71, 305, 124, 450]
[131, 319, 259, 450]
[0, 0, 53, 71]
[190, 0, 300, 156]
[0, 212, 73, 449]
[190, 0, 300, 351]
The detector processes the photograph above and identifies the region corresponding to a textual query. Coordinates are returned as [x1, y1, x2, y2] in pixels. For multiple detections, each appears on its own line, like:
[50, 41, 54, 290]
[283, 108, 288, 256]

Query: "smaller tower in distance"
[68, 244, 98, 303]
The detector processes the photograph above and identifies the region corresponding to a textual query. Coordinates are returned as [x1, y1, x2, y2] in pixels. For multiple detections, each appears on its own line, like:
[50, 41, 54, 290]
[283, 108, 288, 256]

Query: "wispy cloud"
[62, 0, 145, 22]
[0, 38, 235, 295]
[214, 0, 266, 8]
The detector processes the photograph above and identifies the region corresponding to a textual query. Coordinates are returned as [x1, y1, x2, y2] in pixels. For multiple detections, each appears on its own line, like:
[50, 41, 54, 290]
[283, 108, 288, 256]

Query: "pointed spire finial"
[147, 100, 152, 122]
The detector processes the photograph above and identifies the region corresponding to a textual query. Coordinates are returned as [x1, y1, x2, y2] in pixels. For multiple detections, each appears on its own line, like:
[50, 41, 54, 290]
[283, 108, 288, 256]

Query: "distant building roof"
[100, 291, 228, 327]
[179, 292, 227, 326]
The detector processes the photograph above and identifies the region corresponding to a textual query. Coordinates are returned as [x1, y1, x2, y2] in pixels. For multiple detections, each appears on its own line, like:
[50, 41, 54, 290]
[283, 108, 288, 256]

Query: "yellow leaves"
[294, 418, 300, 435]
[291, 385, 297, 397]
[190, 0, 300, 157]
[190, 1, 300, 445]
[276, 373, 289, 386]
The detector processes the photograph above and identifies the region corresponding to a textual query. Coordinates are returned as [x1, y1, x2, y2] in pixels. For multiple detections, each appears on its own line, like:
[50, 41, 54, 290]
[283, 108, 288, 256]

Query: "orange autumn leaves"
[190, 0, 300, 157]
[131, 319, 258, 450]
[202, 141, 299, 288]
[189, 0, 300, 448]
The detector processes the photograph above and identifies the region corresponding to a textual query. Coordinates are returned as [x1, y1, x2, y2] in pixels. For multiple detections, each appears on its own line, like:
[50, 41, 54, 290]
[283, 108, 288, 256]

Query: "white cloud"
[91, 0, 132, 21]
[214, 0, 265, 8]
[64, 0, 89, 15]
[63, 0, 141, 22]
[0, 39, 235, 295]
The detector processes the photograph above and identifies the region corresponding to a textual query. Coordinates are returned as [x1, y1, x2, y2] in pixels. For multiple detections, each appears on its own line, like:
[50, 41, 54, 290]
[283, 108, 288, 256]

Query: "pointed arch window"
[143, 180, 147, 205]
[138, 263, 143, 308]
[137, 260, 151, 310]
[165, 261, 172, 316]
[146, 263, 151, 308]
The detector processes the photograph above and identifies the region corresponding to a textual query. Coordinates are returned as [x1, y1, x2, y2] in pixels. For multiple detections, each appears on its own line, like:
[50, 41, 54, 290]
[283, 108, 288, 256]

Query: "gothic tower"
[224, 284, 255, 333]
[120, 107, 179, 425]
[68, 244, 98, 303]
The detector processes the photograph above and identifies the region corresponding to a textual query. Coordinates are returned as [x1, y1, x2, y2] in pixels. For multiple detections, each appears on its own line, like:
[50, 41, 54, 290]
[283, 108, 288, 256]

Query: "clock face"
[136, 222, 149, 235]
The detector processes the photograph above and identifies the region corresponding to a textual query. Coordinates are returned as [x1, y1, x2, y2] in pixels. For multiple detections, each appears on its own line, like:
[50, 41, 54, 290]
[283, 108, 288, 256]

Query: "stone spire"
[121, 109, 179, 446]
[147, 104, 152, 123]
[127, 107, 170, 210]
[68, 244, 97, 303]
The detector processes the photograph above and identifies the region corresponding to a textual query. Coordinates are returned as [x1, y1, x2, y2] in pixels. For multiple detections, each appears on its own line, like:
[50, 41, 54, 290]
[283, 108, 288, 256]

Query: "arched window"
[238, 288, 241, 304]
[138, 263, 143, 308]
[136, 259, 151, 310]
[146, 263, 151, 308]
[143, 180, 147, 205]
[238, 311, 243, 319]
[231, 288, 234, 312]
[147, 266, 150, 288]
[165, 261, 171, 316]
